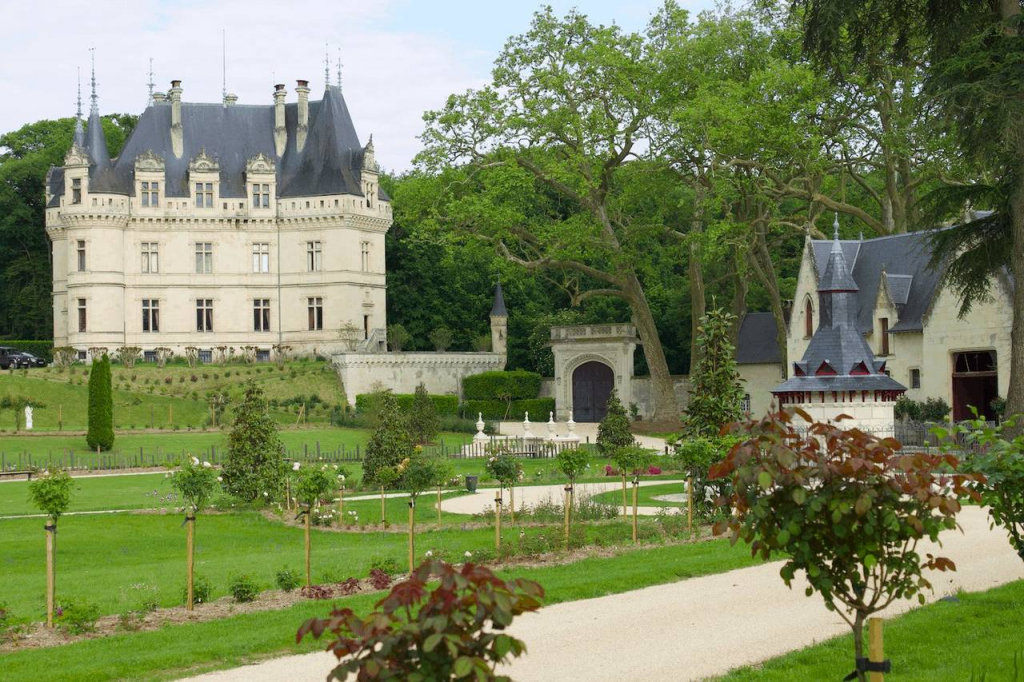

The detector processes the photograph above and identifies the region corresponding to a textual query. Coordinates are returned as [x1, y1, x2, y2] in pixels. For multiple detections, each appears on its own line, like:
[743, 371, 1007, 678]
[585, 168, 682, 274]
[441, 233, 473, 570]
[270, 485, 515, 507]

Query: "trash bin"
[465, 475, 478, 493]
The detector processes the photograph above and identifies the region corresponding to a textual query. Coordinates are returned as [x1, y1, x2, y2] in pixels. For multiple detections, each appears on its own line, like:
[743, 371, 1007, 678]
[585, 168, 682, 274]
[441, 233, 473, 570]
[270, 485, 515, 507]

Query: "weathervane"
[147, 58, 155, 107]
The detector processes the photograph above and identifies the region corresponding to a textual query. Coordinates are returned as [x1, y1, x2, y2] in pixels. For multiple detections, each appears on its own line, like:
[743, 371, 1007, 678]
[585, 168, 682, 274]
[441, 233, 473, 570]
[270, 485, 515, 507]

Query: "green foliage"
[275, 568, 301, 592]
[369, 556, 403, 576]
[485, 452, 523, 487]
[711, 410, 981, 662]
[86, 354, 114, 451]
[396, 447, 439, 499]
[0, 340, 52, 361]
[948, 413, 1024, 561]
[387, 324, 412, 352]
[462, 370, 542, 401]
[54, 598, 100, 635]
[895, 397, 951, 422]
[596, 390, 634, 455]
[355, 392, 459, 417]
[672, 435, 738, 516]
[27, 468, 72, 519]
[409, 383, 439, 445]
[228, 575, 261, 603]
[462, 398, 555, 421]
[221, 382, 286, 503]
[182, 574, 212, 605]
[167, 457, 218, 513]
[557, 448, 591, 487]
[293, 462, 339, 507]
[683, 308, 744, 438]
[611, 446, 654, 479]
[362, 392, 413, 488]
[298, 558, 544, 681]
[428, 327, 454, 352]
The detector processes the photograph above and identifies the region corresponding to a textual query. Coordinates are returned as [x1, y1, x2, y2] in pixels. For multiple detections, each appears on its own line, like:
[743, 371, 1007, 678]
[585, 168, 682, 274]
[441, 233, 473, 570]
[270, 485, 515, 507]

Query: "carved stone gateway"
[550, 324, 638, 422]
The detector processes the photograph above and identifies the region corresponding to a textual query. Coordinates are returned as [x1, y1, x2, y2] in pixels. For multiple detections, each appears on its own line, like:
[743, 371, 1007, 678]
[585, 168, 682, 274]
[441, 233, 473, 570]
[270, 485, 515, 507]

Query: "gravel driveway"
[180, 505, 1023, 682]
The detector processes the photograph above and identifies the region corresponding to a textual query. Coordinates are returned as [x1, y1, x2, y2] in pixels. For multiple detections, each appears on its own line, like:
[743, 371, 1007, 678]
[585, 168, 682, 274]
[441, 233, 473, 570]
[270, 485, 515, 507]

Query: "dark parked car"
[10, 351, 46, 368]
[0, 346, 15, 370]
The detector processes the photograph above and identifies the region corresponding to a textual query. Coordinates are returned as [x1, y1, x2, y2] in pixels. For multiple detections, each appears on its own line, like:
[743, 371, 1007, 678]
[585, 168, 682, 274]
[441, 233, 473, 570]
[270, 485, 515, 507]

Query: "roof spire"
[74, 67, 85, 147]
[336, 48, 342, 89]
[833, 212, 840, 242]
[324, 43, 330, 90]
[89, 47, 98, 115]
[490, 281, 508, 317]
[222, 29, 228, 106]
[146, 58, 155, 107]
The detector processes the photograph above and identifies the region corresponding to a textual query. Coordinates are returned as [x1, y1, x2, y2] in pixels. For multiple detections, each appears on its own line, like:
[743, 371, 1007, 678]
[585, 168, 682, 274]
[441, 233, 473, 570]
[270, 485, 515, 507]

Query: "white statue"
[473, 411, 488, 443]
[565, 410, 579, 442]
[547, 411, 557, 439]
[24, 405, 33, 431]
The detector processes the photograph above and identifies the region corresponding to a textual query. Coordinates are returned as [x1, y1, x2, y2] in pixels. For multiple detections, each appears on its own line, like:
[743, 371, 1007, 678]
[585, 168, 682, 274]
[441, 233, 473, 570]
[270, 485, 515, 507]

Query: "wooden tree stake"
[436, 486, 442, 525]
[380, 486, 386, 526]
[408, 499, 416, 573]
[304, 508, 312, 587]
[621, 474, 628, 519]
[632, 479, 639, 543]
[45, 517, 55, 627]
[338, 485, 344, 520]
[563, 486, 572, 549]
[58, 404, 63, 432]
[495, 490, 502, 552]
[185, 513, 195, 611]
[687, 476, 694, 536]
[285, 476, 291, 511]
[869, 618, 885, 682]
[510, 484, 515, 525]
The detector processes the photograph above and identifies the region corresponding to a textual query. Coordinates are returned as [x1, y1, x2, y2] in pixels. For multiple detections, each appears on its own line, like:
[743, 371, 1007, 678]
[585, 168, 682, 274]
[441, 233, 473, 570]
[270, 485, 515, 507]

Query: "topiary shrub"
[362, 393, 412, 488]
[597, 390, 634, 455]
[409, 383, 439, 445]
[356, 392, 459, 417]
[86, 354, 114, 451]
[221, 382, 286, 503]
[462, 370, 542, 402]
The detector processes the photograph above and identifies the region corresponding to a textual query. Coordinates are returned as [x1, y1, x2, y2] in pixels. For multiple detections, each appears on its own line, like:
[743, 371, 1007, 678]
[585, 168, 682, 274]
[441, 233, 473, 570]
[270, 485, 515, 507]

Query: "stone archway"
[572, 361, 615, 422]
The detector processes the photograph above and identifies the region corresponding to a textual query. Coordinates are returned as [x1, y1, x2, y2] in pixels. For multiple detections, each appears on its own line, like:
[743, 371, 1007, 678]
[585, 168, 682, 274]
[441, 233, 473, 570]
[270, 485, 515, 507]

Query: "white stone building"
[46, 75, 391, 361]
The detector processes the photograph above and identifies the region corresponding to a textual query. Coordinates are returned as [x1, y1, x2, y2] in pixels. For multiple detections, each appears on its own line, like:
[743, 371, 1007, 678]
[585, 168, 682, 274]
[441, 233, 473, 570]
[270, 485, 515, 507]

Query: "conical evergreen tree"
[597, 390, 633, 455]
[409, 383, 439, 445]
[86, 354, 114, 451]
[683, 307, 744, 438]
[221, 382, 286, 502]
[363, 392, 412, 487]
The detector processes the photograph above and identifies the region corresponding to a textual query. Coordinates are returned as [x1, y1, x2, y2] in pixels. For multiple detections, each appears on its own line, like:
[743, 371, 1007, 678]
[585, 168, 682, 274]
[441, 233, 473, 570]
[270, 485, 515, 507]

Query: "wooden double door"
[572, 361, 614, 422]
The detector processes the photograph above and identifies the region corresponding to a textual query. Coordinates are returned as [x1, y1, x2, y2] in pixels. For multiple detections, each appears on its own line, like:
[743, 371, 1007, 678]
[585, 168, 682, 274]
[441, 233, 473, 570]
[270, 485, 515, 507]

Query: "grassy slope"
[0, 540, 762, 682]
[718, 579, 1024, 681]
[0, 360, 343, 433]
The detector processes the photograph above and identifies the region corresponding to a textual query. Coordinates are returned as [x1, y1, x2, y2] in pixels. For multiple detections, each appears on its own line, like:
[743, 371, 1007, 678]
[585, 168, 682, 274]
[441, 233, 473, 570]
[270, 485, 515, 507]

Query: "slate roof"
[55, 85, 384, 202]
[490, 282, 508, 317]
[774, 233, 906, 395]
[735, 312, 781, 364]
[810, 231, 943, 334]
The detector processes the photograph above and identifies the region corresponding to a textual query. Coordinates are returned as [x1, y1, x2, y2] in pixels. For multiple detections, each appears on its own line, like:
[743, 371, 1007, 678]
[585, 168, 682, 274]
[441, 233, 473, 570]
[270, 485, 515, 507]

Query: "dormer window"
[252, 183, 270, 208]
[72, 178, 82, 204]
[195, 182, 214, 208]
[141, 181, 159, 207]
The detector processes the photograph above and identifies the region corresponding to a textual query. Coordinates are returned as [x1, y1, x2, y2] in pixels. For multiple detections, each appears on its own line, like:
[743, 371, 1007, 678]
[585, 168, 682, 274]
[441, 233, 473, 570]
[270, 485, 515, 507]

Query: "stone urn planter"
[465, 475, 479, 493]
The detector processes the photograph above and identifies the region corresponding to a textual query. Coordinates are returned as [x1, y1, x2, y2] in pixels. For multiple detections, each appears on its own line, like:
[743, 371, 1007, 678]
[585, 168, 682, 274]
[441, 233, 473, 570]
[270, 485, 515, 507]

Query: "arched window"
[804, 298, 814, 338]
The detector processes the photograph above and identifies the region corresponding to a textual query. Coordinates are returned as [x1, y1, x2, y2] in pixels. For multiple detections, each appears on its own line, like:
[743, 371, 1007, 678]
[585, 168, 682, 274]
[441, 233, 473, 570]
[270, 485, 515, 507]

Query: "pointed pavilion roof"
[490, 282, 507, 317]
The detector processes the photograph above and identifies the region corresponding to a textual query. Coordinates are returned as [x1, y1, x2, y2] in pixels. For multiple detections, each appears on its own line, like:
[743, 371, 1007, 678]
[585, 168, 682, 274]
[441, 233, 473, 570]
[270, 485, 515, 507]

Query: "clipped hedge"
[462, 370, 542, 401]
[0, 340, 53, 362]
[462, 398, 556, 421]
[356, 392, 459, 417]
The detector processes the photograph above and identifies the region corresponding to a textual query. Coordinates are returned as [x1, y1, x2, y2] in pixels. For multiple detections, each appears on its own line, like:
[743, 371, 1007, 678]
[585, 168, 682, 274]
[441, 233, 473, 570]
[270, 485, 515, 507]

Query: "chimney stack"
[273, 84, 287, 156]
[296, 79, 310, 152]
[169, 80, 183, 158]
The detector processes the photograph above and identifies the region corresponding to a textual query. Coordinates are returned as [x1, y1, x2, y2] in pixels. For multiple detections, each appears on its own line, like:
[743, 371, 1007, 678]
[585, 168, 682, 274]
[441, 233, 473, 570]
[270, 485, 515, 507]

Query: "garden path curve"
[181, 505, 1023, 682]
[439, 479, 686, 517]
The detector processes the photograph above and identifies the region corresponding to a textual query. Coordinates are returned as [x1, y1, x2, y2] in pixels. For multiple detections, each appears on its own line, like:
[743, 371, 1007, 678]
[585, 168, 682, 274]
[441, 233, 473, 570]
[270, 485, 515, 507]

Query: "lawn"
[0, 539, 763, 682]
[591, 481, 689, 509]
[717, 579, 1024, 681]
[0, 427, 474, 471]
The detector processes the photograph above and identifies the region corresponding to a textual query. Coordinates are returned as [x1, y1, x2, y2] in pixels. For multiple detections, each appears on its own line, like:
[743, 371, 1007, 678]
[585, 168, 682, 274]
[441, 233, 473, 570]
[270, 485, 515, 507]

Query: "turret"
[273, 84, 287, 156]
[296, 79, 310, 152]
[169, 79, 183, 158]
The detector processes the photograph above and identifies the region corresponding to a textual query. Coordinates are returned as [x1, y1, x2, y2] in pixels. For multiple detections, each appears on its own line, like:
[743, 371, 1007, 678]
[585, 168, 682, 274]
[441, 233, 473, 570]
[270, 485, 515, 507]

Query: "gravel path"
[181, 506, 1022, 682]
[440, 480, 686, 517]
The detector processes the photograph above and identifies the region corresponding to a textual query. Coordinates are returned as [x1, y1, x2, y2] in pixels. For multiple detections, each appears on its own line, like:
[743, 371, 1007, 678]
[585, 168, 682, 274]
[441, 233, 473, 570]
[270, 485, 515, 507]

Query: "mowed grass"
[591, 481, 689, 508]
[0, 427, 474, 470]
[718, 579, 1024, 681]
[0, 538, 763, 682]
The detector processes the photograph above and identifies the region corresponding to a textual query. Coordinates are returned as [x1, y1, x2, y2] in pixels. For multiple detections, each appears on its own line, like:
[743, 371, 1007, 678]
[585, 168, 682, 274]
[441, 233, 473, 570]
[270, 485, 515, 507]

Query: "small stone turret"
[490, 282, 508, 356]
[169, 80, 183, 158]
[296, 79, 310, 152]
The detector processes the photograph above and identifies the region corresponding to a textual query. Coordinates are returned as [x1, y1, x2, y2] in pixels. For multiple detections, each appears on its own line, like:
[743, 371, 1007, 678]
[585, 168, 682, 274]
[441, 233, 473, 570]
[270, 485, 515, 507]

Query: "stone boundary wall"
[332, 352, 506, 406]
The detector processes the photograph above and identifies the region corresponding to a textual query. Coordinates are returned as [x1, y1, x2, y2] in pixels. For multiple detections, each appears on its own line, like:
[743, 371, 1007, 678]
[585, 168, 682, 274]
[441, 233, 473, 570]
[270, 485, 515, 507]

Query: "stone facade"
[333, 352, 507, 405]
[549, 324, 638, 421]
[46, 79, 390, 360]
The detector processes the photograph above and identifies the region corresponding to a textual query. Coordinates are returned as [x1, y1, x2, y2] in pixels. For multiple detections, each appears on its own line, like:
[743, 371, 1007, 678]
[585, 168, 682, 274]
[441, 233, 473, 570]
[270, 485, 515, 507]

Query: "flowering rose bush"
[167, 457, 218, 513]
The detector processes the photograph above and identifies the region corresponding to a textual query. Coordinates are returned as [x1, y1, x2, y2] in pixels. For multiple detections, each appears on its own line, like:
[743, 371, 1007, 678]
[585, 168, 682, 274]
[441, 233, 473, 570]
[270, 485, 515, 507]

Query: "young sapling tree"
[167, 456, 218, 610]
[28, 469, 73, 627]
[397, 447, 438, 572]
[614, 446, 655, 542]
[711, 410, 982, 682]
[293, 462, 338, 586]
[556, 447, 591, 548]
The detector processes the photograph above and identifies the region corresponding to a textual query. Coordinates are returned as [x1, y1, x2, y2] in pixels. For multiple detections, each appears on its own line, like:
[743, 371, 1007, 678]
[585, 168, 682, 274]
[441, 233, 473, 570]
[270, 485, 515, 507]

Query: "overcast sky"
[0, 0, 718, 170]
